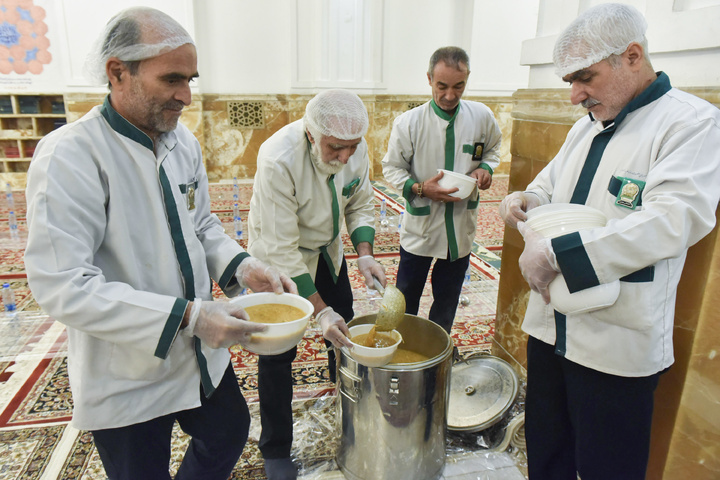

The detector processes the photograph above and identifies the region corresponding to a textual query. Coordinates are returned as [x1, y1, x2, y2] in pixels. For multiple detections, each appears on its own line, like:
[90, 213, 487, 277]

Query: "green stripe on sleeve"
[219, 252, 250, 289]
[350, 226, 375, 249]
[552, 232, 600, 292]
[403, 178, 430, 216]
[154, 298, 189, 359]
[293, 273, 317, 298]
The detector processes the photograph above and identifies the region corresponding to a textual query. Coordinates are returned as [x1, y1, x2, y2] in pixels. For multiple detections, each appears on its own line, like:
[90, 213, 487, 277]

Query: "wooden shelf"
[0, 94, 67, 174]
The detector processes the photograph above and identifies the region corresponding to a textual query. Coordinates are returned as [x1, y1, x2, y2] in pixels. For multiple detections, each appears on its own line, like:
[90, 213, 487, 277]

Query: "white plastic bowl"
[229, 292, 313, 355]
[526, 204, 607, 238]
[524, 203, 620, 314]
[437, 169, 476, 199]
[345, 323, 402, 368]
[548, 275, 621, 316]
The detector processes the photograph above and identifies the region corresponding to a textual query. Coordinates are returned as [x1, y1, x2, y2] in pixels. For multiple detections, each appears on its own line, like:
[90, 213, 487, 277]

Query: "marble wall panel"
[14, 93, 514, 186]
[653, 214, 720, 479]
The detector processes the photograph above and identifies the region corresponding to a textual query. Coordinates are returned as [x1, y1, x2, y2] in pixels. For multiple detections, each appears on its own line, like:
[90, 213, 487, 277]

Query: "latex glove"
[357, 255, 386, 290]
[316, 306, 353, 348]
[499, 191, 542, 229]
[517, 221, 560, 304]
[236, 257, 298, 295]
[184, 299, 267, 349]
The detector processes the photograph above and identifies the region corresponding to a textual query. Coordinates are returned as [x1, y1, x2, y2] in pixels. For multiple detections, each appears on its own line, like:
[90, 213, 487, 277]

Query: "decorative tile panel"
[227, 101, 265, 129]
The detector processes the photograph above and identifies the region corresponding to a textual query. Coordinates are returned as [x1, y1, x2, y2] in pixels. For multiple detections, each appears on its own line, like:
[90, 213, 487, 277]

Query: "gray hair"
[427, 46, 470, 79]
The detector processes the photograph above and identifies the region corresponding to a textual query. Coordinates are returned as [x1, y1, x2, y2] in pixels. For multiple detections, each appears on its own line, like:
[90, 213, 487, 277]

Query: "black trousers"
[91, 363, 248, 480]
[257, 255, 354, 459]
[395, 246, 470, 333]
[525, 336, 664, 480]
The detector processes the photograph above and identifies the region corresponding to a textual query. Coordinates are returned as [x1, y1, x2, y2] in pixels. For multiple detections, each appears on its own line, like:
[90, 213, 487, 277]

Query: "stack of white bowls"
[525, 203, 607, 239]
[525, 203, 620, 315]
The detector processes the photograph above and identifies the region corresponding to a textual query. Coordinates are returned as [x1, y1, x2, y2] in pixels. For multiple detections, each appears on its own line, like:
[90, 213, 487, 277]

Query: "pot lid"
[447, 355, 519, 432]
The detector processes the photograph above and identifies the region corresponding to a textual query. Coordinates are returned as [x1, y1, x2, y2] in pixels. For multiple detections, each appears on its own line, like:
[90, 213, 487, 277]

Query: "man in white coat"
[24, 7, 296, 480]
[499, 4, 720, 479]
[247, 89, 385, 479]
[382, 46, 502, 335]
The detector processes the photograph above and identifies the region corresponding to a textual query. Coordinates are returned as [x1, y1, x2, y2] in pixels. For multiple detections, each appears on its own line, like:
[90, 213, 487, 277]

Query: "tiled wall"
[494, 86, 720, 480]
[63, 93, 515, 184]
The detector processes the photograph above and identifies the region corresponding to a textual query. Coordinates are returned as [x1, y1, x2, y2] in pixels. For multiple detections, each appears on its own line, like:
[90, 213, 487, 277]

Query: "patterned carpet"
[0, 177, 508, 480]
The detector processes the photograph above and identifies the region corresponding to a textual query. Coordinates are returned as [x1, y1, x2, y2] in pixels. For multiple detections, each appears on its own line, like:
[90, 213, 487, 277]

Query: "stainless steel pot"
[336, 314, 453, 480]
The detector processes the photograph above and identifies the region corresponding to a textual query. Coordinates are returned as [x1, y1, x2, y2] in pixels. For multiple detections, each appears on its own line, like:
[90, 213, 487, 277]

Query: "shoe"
[264, 457, 298, 480]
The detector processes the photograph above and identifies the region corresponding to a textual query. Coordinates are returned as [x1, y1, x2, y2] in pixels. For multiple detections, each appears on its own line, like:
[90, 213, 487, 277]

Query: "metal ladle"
[372, 277, 406, 332]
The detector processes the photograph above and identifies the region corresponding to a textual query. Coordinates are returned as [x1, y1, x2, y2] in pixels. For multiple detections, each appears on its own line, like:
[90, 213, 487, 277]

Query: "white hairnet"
[303, 90, 369, 141]
[84, 6, 194, 85]
[553, 3, 647, 78]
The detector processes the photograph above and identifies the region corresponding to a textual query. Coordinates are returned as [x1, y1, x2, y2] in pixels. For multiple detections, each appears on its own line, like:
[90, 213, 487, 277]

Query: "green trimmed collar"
[430, 99, 461, 123]
[592, 72, 672, 128]
[100, 95, 155, 151]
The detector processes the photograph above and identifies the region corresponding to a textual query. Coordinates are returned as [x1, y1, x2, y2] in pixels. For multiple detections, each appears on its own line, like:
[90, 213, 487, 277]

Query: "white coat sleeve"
[250, 150, 313, 284]
[381, 113, 416, 191]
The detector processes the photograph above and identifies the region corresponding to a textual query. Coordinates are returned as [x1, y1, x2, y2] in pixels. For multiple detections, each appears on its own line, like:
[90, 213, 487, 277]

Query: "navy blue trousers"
[525, 336, 664, 480]
[395, 246, 470, 333]
[257, 255, 354, 459]
[91, 363, 248, 480]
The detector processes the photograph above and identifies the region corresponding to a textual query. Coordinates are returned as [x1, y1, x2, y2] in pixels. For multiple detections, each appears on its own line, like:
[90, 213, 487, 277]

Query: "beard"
[127, 78, 184, 136]
[310, 141, 345, 175]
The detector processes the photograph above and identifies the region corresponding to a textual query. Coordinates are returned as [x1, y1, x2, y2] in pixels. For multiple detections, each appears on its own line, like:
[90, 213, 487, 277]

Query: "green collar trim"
[430, 99, 460, 123]
[592, 72, 672, 127]
[100, 96, 154, 151]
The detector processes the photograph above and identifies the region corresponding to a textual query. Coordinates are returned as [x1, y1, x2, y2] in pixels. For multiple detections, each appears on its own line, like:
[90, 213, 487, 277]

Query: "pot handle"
[338, 365, 362, 403]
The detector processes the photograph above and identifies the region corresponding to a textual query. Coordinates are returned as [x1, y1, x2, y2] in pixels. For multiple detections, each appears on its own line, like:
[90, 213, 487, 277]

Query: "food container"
[344, 324, 402, 368]
[229, 292, 312, 355]
[526, 203, 620, 315]
[437, 169, 476, 199]
[337, 314, 453, 480]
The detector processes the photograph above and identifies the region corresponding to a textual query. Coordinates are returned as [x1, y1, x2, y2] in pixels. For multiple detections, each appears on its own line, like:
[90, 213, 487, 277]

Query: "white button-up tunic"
[382, 99, 502, 260]
[25, 98, 247, 430]
[523, 73, 720, 376]
[247, 120, 376, 297]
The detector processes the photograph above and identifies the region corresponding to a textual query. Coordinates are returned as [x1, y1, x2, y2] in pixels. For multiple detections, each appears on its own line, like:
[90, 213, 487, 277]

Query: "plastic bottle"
[233, 202, 240, 219]
[232, 177, 240, 199]
[379, 199, 389, 229]
[234, 215, 243, 240]
[8, 210, 18, 240]
[3, 283, 16, 317]
[397, 211, 404, 232]
[459, 264, 472, 307]
[5, 183, 14, 208]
